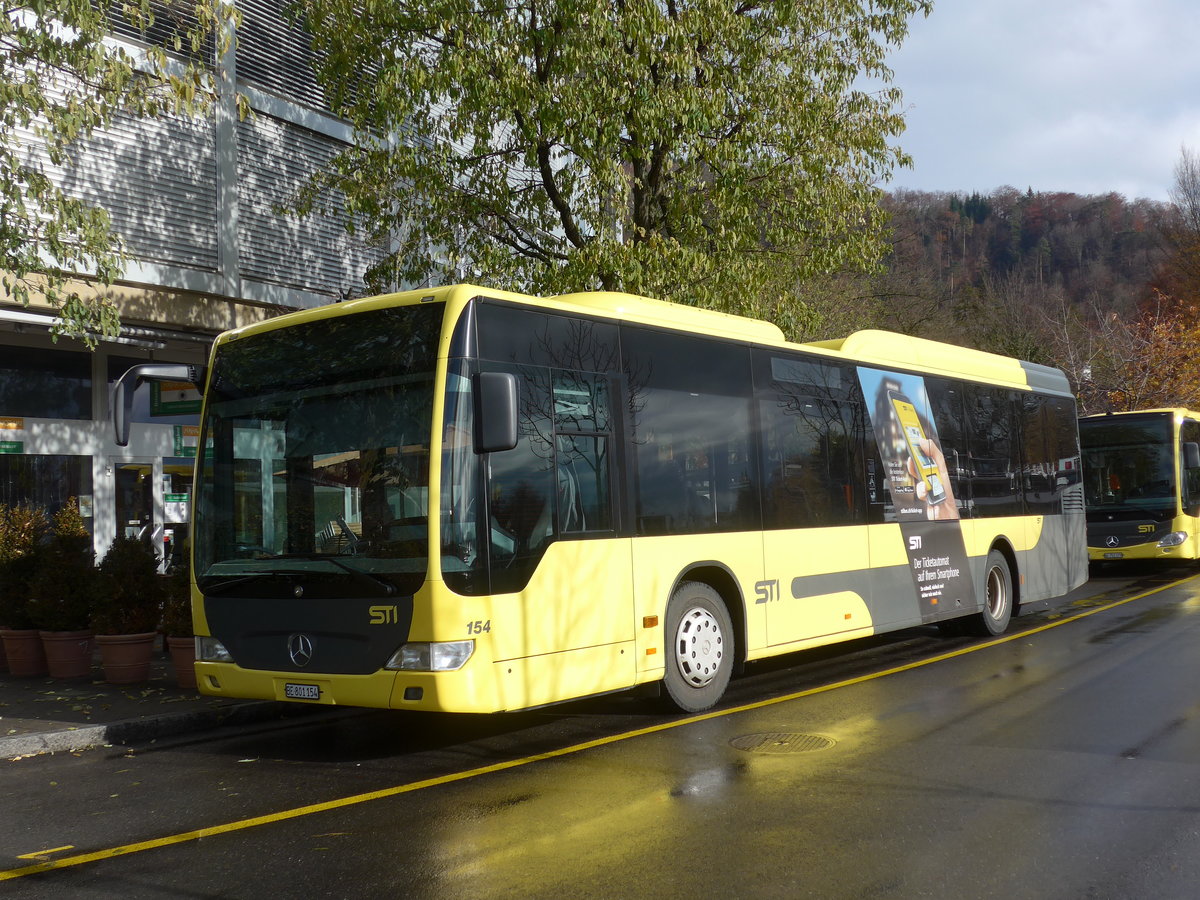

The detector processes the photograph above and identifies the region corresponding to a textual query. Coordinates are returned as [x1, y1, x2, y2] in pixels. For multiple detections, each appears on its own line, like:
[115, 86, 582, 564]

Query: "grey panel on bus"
[784, 560, 981, 639]
[1019, 361, 1072, 397]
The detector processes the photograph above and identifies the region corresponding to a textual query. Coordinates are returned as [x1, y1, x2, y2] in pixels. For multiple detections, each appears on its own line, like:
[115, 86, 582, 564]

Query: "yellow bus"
[114, 284, 1087, 712]
[1080, 409, 1200, 561]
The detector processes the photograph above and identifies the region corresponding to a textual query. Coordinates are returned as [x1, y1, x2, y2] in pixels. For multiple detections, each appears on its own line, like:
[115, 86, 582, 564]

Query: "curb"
[1, 700, 312, 760]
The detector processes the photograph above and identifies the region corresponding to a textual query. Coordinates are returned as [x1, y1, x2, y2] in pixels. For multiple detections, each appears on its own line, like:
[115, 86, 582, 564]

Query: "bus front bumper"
[193, 661, 504, 713]
[1088, 534, 1194, 561]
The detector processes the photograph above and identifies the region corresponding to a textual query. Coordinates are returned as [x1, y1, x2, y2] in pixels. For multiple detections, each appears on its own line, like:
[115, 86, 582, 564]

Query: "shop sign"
[0, 418, 24, 454]
[152, 382, 202, 415]
[173, 425, 200, 458]
[164, 493, 189, 523]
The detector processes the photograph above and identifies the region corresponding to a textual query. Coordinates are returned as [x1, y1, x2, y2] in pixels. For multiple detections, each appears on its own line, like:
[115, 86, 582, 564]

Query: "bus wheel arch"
[972, 542, 1018, 636]
[662, 567, 742, 712]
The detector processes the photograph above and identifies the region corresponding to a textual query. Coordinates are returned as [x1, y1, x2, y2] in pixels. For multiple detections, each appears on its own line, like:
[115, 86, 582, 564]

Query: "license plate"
[285, 683, 320, 700]
[1103, 552, 1124, 560]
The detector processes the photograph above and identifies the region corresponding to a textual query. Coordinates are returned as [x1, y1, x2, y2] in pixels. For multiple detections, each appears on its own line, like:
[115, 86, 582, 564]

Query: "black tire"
[662, 581, 735, 713]
[971, 549, 1013, 636]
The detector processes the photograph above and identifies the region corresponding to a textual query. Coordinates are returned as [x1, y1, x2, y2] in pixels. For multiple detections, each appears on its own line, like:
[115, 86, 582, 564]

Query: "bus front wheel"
[973, 550, 1013, 636]
[663, 581, 734, 713]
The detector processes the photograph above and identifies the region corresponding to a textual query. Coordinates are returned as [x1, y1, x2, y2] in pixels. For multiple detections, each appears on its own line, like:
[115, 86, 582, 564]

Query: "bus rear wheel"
[663, 581, 734, 713]
[972, 549, 1013, 636]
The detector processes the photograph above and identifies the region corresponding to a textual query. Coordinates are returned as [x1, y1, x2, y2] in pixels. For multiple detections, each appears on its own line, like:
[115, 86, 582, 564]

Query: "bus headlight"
[196, 636, 234, 662]
[386, 640, 475, 672]
[1157, 531, 1188, 548]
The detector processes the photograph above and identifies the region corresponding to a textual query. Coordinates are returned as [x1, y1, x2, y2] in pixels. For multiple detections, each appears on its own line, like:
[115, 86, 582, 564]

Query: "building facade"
[1, 0, 393, 566]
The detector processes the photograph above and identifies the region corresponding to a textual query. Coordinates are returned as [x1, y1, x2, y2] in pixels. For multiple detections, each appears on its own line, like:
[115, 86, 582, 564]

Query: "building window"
[0, 455, 94, 532]
[0, 347, 91, 420]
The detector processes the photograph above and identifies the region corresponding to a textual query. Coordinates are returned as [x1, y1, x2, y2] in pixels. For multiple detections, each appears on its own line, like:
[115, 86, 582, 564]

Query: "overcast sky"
[882, 0, 1200, 202]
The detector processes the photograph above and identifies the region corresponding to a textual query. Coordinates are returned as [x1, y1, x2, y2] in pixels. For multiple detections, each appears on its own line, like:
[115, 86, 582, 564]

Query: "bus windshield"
[1080, 415, 1177, 515]
[194, 303, 444, 597]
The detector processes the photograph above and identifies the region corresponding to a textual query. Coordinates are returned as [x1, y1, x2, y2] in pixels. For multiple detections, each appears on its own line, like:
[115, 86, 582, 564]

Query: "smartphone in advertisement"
[888, 390, 947, 505]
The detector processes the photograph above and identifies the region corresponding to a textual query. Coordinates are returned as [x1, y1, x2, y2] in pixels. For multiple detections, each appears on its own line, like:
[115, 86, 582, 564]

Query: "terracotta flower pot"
[96, 632, 157, 684]
[166, 635, 197, 690]
[40, 630, 95, 680]
[0, 628, 48, 677]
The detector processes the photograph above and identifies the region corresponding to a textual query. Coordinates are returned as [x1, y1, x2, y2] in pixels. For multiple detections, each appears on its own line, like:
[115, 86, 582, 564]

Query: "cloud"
[882, 0, 1200, 200]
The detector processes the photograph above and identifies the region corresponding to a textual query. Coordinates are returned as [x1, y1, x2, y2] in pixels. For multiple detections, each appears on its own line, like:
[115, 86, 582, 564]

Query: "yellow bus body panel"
[763, 526, 873, 647]
[629, 532, 765, 678]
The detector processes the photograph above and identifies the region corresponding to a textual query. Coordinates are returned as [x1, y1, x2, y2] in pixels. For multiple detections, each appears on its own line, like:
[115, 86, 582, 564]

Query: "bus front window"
[194, 304, 443, 598]
[1080, 416, 1177, 514]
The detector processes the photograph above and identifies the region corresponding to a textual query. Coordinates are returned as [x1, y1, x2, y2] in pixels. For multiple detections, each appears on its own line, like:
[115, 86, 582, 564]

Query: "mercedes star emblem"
[288, 633, 314, 667]
[1106, 536, 1120, 548]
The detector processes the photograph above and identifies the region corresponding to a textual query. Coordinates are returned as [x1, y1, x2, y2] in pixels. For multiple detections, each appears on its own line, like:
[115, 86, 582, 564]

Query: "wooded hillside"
[802, 160, 1200, 415]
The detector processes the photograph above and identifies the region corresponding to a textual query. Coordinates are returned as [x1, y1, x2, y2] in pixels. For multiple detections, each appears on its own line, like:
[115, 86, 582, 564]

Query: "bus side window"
[1181, 421, 1200, 513]
[964, 385, 1021, 518]
[926, 379, 972, 517]
[624, 326, 756, 536]
[486, 365, 555, 593]
[552, 371, 614, 535]
[753, 351, 864, 529]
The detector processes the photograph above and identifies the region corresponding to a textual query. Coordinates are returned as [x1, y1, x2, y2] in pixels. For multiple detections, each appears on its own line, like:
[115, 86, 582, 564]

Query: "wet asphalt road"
[4, 563, 1200, 898]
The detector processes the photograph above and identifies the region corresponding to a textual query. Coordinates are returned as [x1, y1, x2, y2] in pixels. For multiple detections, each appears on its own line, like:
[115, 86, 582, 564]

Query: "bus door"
[759, 388, 871, 646]
[482, 366, 633, 656]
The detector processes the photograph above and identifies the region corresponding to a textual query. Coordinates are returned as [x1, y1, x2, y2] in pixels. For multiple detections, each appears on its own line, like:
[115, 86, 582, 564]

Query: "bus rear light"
[1158, 531, 1187, 547]
[197, 636, 233, 663]
[386, 640, 474, 672]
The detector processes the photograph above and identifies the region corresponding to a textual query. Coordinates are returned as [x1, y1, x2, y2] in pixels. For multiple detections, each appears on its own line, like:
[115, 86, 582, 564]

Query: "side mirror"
[1184, 442, 1200, 470]
[111, 363, 205, 447]
[472, 371, 518, 453]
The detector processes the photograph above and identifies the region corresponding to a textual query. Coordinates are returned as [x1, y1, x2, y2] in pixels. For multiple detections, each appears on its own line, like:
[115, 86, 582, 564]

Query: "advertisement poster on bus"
[857, 367, 973, 619]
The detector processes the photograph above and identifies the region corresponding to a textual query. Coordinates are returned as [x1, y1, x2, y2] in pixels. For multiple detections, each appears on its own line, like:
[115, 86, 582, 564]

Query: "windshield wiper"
[202, 573, 271, 594]
[253, 553, 397, 596]
[200, 569, 321, 595]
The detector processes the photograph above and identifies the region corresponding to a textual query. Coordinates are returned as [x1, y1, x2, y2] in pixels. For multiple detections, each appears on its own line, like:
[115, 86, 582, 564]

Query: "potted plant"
[28, 499, 97, 680]
[161, 556, 197, 689]
[0, 504, 51, 676]
[92, 535, 165, 684]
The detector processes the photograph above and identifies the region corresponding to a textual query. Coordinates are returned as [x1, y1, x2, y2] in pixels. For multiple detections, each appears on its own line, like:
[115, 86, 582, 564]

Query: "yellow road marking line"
[16, 846, 73, 860]
[4, 573, 1194, 882]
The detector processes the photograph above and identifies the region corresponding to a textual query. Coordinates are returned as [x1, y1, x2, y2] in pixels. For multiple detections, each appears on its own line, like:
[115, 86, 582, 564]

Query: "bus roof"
[215, 284, 1070, 394]
[1080, 408, 1200, 420]
[551, 290, 785, 343]
[807, 330, 1070, 395]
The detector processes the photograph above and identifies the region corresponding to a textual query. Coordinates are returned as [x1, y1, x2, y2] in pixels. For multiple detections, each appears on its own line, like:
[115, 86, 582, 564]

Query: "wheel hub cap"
[674, 607, 724, 688]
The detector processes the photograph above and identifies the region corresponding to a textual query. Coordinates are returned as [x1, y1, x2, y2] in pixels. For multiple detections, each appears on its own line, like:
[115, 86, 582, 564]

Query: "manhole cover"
[730, 732, 835, 754]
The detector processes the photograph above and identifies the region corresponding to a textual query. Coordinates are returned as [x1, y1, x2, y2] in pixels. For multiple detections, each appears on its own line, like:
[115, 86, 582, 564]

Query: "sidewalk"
[0, 638, 308, 760]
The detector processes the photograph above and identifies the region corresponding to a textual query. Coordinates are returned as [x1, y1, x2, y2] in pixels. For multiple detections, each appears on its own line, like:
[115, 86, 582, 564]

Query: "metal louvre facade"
[26, 0, 389, 307]
[237, 112, 386, 297]
[234, 0, 332, 112]
[66, 110, 221, 272]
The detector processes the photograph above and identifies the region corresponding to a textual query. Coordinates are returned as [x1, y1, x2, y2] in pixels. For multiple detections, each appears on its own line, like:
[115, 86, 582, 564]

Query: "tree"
[1, 1, 237, 345]
[1158, 144, 1200, 305]
[1082, 291, 1200, 413]
[292, 0, 932, 333]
